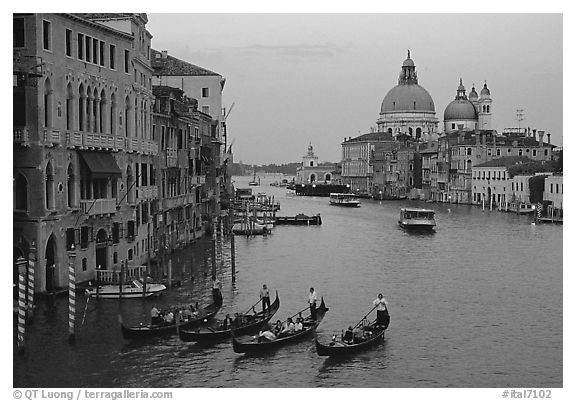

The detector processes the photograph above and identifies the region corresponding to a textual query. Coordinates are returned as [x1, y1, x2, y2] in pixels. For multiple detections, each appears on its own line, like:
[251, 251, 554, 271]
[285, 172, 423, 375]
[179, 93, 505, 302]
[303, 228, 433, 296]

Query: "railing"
[161, 193, 194, 210]
[80, 198, 117, 216]
[96, 265, 146, 284]
[43, 129, 61, 146]
[14, 127, 29, 144]
[137, 186, 158, 200]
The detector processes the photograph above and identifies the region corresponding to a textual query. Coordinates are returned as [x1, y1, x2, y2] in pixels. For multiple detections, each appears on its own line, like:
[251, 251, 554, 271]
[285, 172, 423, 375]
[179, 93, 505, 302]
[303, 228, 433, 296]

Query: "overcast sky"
[147, 13, 562, 165]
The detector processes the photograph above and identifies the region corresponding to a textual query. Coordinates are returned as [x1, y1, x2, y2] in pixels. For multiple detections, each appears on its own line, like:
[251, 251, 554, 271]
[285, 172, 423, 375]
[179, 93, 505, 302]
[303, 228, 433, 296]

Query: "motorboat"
[398, 208, 436, 231]
[329, 193, 361, 207]
[86, 279, 166, 299]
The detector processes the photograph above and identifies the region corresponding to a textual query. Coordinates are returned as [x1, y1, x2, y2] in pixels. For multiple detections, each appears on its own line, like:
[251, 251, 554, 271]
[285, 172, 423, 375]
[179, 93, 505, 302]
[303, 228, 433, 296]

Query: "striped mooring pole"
[16, 257, 27, 353]
[68, 244, 77, 344]
[27, 244, 36, 322]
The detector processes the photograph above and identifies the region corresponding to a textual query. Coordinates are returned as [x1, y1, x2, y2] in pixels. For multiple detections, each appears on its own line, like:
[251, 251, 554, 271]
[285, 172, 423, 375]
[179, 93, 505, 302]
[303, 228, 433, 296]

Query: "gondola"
[314, 315, 390, 357]
[179, 292, 280, 342]
[120, 301, 221, 340]
[232, 298, 328, 354]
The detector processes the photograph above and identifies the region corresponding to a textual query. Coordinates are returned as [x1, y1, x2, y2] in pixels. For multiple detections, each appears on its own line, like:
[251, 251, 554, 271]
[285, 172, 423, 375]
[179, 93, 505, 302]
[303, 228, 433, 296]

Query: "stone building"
[151, 49, 225, 218]
[376, 51, 438, 138]
[13, 13, 156, 292]
[295, 143, 336, 184]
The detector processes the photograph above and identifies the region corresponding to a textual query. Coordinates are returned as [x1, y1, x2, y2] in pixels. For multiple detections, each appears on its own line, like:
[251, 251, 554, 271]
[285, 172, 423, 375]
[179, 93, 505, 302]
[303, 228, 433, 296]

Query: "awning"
[79, 152, 122, 179]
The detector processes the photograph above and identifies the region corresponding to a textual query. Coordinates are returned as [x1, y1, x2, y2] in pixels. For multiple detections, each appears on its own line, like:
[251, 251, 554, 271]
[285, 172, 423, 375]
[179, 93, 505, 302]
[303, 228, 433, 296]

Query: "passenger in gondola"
[294, 317, 303, 332]
[257, 329, 277, 343]
[342, 326, 354, 344]
[222, 314, 233, 330]
[353, 326, 365, 344]
[272, 320, 283, 336]
[280, 318, 295, 337]
[163, 311, 174, 324]
[181, 306, 193, 321]
[150, 306, 161, 325]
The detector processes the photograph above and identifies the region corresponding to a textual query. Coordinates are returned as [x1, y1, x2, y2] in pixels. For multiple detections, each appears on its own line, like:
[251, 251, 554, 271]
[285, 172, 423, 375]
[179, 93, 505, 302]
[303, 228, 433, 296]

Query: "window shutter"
[74, 228, 80, 244]
[88, 226, 94, 242]
[119, 222, 124, 238]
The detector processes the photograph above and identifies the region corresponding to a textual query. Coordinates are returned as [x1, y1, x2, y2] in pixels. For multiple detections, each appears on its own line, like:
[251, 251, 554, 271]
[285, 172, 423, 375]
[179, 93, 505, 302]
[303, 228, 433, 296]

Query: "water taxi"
[329, 193, 361, 207]
[398, 208, 436, 231]
[86, 279, 166, 299]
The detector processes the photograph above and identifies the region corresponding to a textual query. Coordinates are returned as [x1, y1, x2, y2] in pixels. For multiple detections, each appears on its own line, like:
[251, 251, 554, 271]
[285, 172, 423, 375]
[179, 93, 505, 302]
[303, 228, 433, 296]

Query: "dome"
[469, 86, 478, 100]
[481, 82, 490, 96]
[444, 99, 478, 121]
[381, 84, 435, 113]
[403, 58, 415, 67]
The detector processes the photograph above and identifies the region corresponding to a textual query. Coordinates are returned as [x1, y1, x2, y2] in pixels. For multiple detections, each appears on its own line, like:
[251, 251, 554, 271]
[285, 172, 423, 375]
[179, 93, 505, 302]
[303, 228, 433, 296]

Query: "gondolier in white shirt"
[372, 293, 390, 328]
[308, 287, 318, 321]
[260, 284, 271, 313]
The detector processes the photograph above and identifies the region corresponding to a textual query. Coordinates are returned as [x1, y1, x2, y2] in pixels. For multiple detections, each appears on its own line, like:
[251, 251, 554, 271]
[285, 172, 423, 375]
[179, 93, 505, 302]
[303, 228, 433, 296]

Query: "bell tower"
[478, 81, 493, 130]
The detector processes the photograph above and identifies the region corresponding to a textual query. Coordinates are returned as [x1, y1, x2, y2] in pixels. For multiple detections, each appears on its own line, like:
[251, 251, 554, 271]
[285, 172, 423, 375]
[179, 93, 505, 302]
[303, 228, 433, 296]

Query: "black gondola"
[179, 292, 280, 342]
[232, 298, 328, 354]
[120, 302, 221, 340]
[314, 314, 390, 357]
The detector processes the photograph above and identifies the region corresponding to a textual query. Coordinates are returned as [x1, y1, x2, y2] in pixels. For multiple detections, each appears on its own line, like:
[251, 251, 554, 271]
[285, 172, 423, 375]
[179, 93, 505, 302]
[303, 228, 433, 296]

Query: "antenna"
[516, 109, 524, 134]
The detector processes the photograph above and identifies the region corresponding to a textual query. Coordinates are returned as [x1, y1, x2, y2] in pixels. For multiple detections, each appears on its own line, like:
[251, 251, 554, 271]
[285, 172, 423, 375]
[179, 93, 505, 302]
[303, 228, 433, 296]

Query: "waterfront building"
[151, 49, 226, 217]
[13, 13, 156, 292]
[295, 143, 337, 184]
[376, 51, 438, 138]
[543, 175, 563, 216]
[341, 131, 394, 193]
[419, 141, 439, 200]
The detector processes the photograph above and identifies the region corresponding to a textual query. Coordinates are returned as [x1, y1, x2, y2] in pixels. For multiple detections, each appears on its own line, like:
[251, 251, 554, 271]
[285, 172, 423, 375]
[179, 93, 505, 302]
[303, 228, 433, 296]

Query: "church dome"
[402, 57, 415, 67]
[381, 84, 435, 113]
[469, 85, 478, 100]
[481, 82, 491, 96]
[444, 100, 478, 120]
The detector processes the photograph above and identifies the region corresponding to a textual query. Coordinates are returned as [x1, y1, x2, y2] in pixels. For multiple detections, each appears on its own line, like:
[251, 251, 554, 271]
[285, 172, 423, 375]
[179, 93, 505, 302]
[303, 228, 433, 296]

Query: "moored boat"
[232, 298, 328, 354]
[179, 292, 280, 342]
[275, 213, 322, 225]
[120, 301, 221, 340]
[329, 193, 361, 207]
[398, 208, 436, 231]
[86, 279, 166, 299]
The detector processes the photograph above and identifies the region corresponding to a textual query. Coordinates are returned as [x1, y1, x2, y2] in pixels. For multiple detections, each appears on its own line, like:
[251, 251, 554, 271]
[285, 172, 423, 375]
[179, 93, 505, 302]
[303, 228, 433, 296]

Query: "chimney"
[547, 133, 551, 144]
[538, 130, 545, 147]
[493, 134, 496, 147]
[512, 140, 518, 147]
[532, 129, 537, 138]
[161, 50, 168, 59]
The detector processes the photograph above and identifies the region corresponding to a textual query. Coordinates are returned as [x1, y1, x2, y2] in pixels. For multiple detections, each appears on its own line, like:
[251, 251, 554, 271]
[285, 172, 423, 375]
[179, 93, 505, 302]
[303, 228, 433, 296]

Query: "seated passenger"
[342, 326, 354, 344]
[163, 311, 174, 324]
[222, 314, 233, 330]
[258, 330, 277, 343]
[280, 318, 295, 336]
[294, 317, 303, 332]
[272, 320, 283, 336]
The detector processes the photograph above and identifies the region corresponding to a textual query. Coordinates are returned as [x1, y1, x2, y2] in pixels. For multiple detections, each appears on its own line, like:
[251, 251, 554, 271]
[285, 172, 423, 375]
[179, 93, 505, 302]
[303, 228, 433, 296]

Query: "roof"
[152, 49, 220, 77]
[444, 99, 478, 121]
[344, 132, 394, 143]
[381, 84, 435, 113]
[153, 85, 184, 98]
[475, 156, 534, 168]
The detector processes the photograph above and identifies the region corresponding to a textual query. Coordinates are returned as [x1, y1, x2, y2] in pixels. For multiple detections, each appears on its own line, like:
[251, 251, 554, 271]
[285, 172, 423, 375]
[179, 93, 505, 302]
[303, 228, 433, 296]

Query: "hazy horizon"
[147, 13, 563, 165]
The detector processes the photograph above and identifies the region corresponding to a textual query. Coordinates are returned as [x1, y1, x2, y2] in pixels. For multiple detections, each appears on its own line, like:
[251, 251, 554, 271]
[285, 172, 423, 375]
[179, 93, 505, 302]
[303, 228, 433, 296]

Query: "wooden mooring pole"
[67, 245, 77, 344]
[211, 219, 217, 278]
[16, 257, 27, 353]
[231, 233, 236, 283]
[27, 243, 36, 322]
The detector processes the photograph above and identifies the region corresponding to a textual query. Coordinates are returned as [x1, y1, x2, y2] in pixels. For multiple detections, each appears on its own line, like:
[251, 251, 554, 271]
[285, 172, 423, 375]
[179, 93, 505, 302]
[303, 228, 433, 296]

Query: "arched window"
[387, 128, 392, 134]
[416, 127, 422, 139]
[93, 88, 99, 133]
[126, 165, 135, 204]
[45, 161, 55, 210]
[99, 89, 107, 134]
[66, 83, 74, 130]
[44, 78, 53, 128]
[134, 98, 138, 138]
[408, 127, 413, 136]
[487, 105, 490, 113]
[86, 85, 93, 132]
[110, 93, 116, 135]
[466, 159, 472, 172]
[78, 84, 85, 131]
[67, 163, 76, 208]
[125, 96, 131, 137]
[14, 173, 28, 211]
[325, 174, 331, 182]
[467, 147, 472, 156]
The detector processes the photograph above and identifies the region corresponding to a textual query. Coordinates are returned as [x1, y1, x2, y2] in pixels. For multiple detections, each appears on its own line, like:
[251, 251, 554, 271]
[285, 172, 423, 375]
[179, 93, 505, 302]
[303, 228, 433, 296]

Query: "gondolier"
[372, 293, 389, 328]
[308, 287, 318, 321]
[260, 284, 271, 312]
[212, 276, 223, 306]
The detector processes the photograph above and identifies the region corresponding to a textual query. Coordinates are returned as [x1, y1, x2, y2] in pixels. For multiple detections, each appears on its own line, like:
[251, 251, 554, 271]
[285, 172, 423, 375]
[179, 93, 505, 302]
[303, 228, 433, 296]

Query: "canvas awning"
[79, 152, 122, 179]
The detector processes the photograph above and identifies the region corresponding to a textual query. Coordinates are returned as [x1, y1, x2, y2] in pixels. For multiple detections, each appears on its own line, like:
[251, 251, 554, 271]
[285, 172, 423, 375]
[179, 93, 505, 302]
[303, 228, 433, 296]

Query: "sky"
[147, 13, 563, 165]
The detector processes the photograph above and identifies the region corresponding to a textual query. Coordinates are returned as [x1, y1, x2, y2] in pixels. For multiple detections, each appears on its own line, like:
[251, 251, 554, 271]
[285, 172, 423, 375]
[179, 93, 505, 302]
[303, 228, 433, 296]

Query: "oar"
[243, 297, 264, 315]
[80, 290, 91, 329]
[353, 304, 379, 329]
[281, 306, 310, 324]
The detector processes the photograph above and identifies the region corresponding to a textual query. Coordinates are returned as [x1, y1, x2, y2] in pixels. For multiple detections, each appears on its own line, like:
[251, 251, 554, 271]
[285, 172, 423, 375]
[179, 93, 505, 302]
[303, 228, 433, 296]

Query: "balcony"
[137, 186, 158, 200]
[80, 198, 117, 216]
[161, 193, 194, 210]
[43, 129, 62, 146]
[166, 149, 177, 167]
[14, 127, 30, 145]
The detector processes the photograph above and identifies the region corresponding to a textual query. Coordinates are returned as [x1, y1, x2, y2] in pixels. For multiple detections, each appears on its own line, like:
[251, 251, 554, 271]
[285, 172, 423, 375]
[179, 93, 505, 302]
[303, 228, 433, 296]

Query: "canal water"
[13, 175, 562, 388]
